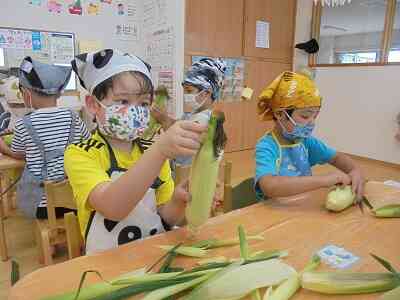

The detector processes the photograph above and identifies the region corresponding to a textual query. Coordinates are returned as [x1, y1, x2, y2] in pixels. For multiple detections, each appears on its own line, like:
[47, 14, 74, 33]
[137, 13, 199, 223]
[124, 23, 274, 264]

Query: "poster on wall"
[86, 1, 101, 15]
[115, 23, 139, 41]
[29, 0, 43, 6]
[46, 0, 63, 14]
[0, 29, 33, 50]
[192, 56, 245, 102]
[50, 33, 75, 64]
[67, 0, 84, 16]
[255, 20, 270, 49]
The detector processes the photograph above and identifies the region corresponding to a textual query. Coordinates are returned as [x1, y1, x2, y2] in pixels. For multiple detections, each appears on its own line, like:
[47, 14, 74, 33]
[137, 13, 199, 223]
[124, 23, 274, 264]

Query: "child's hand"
[322, 172, 351, 188]
[348, 169, 365, 200]
[151, 104, 175, 130]
[156, 120, 207, 159]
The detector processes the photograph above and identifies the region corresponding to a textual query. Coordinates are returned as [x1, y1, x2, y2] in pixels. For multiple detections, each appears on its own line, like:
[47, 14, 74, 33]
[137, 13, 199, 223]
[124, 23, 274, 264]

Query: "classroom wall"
[294, 0, 400, 165]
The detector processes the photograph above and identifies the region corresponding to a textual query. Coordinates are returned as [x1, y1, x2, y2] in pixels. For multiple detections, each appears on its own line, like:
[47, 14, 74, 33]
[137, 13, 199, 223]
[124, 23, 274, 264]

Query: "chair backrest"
[44, 180, 76, 230]
[64, 212, 83, 259]
[223, 161, 257, 213]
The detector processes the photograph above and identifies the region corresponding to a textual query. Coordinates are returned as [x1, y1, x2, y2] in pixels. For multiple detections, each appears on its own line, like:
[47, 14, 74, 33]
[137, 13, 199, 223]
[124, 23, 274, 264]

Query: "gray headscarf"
[18, 57, 72, 95]
[183, 58, 227, 101]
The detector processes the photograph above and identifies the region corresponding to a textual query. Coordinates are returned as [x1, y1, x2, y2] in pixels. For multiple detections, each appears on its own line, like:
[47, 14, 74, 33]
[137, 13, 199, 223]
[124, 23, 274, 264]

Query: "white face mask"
[183, 91, 205, 113]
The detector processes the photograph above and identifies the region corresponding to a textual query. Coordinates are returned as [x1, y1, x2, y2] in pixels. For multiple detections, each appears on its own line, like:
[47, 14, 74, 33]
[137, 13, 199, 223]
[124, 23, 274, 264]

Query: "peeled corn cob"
[372, 204, 400, 218]
[186, 111, 227, 234]
[326, 185, 355, 212]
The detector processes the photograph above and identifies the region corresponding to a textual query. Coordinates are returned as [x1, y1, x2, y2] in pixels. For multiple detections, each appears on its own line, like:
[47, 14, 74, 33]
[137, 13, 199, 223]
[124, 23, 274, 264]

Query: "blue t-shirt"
[255, 133, 337, 199]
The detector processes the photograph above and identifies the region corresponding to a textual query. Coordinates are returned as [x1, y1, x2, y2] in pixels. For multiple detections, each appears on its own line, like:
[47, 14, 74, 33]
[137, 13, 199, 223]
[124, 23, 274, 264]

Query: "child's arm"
[258, 172, 351, 199]
[329, 153, 364, 199]
[87, 121, 206, 221]
[0, 138, 24, 160]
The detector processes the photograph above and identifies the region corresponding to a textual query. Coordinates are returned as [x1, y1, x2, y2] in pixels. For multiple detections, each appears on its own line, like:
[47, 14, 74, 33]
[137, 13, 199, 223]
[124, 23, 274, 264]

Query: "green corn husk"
[186, 111, 227, 234]
[381, 285, 400, 299]
[197, 256, 230, 265]
[301, 272, 400, 295]
[372, 204, 400, 218]
[326, 185, 355, 212]
[191, 235, 264, 249]
[302, 254, 400, 295]
[266, 255, 321, 300]
[42, 271, 203, 300]
[10, 260, 20, 286]
[141, 86, 169, 140]
[158, 245, 209, 258]
[141, 273, 213, 300]
[183, 259, 296, 300]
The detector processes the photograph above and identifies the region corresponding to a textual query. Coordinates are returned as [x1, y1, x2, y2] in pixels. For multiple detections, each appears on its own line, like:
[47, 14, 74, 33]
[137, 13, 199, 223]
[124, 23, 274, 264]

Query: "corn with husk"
[372, 204, 400, 218]
[301, 254, 400, 295]
[264, 255, 321, 300]
[326, 185, 355, 212]
[42, 225, 291, 300]
[141, 86, 169, 140]
[186, 110, 227, 233]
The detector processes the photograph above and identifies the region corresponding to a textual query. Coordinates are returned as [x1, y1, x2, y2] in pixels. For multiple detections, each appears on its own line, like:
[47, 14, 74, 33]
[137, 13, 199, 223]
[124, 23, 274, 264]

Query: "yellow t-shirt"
[64, 131, 174, 236]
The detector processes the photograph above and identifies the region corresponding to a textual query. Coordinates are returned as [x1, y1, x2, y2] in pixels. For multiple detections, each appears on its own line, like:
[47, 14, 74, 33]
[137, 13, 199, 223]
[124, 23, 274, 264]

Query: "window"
[389, 2, 400, 62]
[0, 48, 4, 67]
[312, 0, 400, 66]
[388, 50, 400, 62]
[336, 51, 378, 64]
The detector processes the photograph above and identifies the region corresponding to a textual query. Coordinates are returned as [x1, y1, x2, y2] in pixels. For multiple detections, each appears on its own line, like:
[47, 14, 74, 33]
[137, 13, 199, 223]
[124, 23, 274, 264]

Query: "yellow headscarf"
[257, 71, 322, 121]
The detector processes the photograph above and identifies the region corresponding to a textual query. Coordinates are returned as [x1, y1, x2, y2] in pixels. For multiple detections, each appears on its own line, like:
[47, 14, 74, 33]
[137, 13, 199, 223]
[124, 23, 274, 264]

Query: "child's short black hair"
[93, 71, 154, 101]
[19, 84, 60, 99]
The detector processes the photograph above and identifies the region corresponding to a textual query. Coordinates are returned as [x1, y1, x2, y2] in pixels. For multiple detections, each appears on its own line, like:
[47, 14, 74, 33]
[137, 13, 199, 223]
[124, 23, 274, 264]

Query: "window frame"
[310, 0, 399, 67]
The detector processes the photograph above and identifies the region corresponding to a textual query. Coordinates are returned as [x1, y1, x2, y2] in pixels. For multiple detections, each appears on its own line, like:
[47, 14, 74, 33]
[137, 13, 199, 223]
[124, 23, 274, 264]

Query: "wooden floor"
[0, 150, 399, 299]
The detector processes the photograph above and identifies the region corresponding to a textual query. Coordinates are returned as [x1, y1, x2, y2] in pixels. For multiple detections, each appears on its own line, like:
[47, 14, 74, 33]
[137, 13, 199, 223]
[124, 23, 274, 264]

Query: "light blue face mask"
[279, 111, 315, 141]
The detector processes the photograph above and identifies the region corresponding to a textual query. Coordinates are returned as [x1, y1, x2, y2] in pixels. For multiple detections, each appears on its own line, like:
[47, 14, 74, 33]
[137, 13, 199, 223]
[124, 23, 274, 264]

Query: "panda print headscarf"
[71, 49, 152, 94]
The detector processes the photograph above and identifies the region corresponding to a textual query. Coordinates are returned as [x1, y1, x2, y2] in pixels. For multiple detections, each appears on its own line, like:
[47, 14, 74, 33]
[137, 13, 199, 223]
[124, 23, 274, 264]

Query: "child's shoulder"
[67, 132, 105, 155]
[256, 133, 278, 150]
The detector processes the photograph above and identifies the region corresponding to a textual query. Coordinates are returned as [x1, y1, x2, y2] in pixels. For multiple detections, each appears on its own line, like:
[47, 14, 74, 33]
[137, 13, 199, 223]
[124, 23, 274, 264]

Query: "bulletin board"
[0, 26, 76, 90]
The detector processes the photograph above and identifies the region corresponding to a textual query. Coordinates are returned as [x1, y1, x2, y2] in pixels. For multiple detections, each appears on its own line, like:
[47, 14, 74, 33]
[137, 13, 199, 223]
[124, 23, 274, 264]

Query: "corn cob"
[372, 204, 400, 218]
[186, 110, 227, 234]
[265, 255, 320, 300]
[326, 185, 355, 212]
[301, 254, 400, 295]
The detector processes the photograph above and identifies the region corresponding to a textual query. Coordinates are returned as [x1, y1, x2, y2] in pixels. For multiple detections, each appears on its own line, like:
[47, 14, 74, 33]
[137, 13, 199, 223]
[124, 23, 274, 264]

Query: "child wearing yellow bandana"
[255, 71, 364, 201]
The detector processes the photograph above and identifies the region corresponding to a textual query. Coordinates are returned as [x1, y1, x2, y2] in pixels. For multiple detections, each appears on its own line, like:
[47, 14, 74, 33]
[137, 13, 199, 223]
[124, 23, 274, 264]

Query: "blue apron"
[272, 133, 312, 177]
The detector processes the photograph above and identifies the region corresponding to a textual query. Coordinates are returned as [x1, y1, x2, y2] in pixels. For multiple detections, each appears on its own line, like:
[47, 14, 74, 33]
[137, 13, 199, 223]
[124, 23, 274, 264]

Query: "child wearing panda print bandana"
[65, 49, 210, 254]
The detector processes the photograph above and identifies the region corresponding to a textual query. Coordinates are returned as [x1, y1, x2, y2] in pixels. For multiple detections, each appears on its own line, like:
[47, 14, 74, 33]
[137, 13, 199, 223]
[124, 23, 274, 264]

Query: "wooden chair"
[35, 180, 80, 265]
[223, 161, 257, 213]
[64, 212, 83, 260]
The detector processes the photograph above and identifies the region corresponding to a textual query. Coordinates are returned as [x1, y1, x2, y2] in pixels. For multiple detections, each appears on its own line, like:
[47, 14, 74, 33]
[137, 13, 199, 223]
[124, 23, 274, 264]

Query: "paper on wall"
[255, 20, 270, 49]
[79, 39, 103, 53]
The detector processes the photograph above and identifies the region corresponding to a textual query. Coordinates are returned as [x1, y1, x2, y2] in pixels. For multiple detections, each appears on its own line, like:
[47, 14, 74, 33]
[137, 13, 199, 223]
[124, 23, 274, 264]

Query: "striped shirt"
[11, 107, 90, 207]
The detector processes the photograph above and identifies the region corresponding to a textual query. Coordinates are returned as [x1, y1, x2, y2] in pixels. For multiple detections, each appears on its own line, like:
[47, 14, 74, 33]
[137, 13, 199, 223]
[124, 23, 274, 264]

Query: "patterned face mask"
[97, 101, 150, 141]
